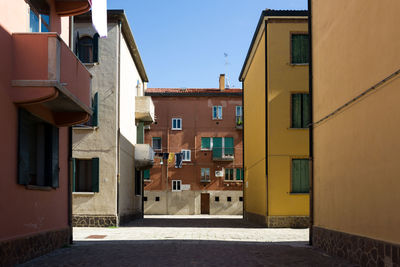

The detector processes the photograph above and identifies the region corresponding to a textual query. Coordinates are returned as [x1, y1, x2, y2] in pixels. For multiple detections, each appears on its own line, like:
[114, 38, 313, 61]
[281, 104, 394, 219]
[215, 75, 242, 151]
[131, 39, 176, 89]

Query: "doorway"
[200, 193, 210, 214]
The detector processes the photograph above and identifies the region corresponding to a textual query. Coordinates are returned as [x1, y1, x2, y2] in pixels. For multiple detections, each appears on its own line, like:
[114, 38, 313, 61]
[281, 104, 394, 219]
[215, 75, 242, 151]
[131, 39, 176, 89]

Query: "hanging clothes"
[175, 153, 183, 168]
[168, 152, 175, 163]
[163, 153, 169, 160]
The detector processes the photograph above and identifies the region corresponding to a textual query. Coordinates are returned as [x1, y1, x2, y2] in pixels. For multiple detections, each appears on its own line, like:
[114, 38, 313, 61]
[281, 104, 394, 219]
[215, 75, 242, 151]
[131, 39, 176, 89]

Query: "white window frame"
[172, 118, 182, 130]
[212, 106, 223, 120]
[181, 149, 191, 162]
[172, 180, 182, 192]
[236, 106, 242, 116]
[152, 137, 162, 150]
[201, 168, 210, 180]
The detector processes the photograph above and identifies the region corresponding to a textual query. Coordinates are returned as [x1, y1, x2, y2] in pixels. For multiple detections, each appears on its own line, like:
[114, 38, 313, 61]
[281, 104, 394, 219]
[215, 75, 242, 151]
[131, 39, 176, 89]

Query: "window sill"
[73, 192, 95, 196]
[171, 128, 182, 131]
[73, 125, 98, 130]
[212, 118, 223, 120]
[26, 185, 53, 191]
[144, 180, 151, 182]
[83, 62, 99, 67]
[290, 63, 309, 66]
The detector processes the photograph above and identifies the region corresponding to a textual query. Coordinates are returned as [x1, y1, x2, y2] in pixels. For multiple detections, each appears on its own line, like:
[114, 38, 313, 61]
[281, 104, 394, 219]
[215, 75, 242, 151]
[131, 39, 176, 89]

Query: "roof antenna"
[224, 53, 231, 88]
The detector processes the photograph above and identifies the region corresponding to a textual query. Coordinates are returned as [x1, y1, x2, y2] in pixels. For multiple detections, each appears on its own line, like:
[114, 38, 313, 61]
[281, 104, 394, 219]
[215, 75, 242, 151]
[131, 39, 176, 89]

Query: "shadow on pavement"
[20, 240, 355, 267]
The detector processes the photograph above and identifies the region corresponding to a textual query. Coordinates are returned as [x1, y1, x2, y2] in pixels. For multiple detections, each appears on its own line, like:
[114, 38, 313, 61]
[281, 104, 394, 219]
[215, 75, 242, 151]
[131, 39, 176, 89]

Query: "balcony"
[11, 33, 92, 126]
[236, 115, 243, 129]
[135, 144, 154, 170]
[212, 147, 235, 161]
[55, 0, 91, 16]
[135, 96, 155, 125]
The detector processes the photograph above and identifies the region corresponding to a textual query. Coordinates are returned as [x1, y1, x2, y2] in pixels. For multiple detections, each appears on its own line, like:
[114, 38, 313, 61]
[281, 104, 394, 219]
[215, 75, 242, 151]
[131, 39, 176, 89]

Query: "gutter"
[307, 1, 314, 245]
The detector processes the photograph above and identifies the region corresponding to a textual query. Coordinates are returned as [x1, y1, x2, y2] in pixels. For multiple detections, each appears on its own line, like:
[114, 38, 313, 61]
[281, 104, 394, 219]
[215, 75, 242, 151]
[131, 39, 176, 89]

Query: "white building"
[72, 10, 155, 226]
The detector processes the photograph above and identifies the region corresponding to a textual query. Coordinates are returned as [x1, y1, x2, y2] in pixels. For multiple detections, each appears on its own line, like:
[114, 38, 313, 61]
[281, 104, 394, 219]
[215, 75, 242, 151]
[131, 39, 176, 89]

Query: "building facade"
[239, 10, 309, 227]
[144, 75, 243, 215]
[0, 0, 92, 265]
[310, 1, 400, 265]
[71, 10, 154, 227]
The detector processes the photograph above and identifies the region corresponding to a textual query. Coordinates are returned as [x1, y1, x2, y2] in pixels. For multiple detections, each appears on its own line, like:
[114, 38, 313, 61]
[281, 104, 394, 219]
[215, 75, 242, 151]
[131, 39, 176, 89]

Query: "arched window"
[77, 33, 99, 63]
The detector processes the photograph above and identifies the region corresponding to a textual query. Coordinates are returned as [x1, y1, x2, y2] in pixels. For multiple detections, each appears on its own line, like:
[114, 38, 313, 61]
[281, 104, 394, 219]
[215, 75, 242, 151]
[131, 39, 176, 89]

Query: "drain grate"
[86, 235, 107, 239]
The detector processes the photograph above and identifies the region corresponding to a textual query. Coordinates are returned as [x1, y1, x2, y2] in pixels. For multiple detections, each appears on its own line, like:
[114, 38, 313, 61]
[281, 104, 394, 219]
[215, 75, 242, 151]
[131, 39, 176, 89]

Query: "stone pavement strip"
[20, 215, 356, 267]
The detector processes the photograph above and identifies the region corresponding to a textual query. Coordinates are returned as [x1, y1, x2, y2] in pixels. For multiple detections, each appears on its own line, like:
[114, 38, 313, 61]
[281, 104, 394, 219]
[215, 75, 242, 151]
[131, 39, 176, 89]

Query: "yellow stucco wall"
[267, 20, 309, 216]
[312, 0, 400, 244]
[243, 17, 309, 220]
[243, 31, 266, 217]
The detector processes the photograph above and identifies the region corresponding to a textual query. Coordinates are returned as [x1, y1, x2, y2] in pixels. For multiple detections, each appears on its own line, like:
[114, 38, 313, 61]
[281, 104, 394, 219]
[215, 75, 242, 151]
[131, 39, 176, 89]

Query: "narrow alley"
[20, 216, 354, 266]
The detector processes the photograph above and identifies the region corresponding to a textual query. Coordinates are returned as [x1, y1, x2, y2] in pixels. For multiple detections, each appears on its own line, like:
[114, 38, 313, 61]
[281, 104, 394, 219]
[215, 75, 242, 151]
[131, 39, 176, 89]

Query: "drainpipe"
[68, 126, 72, 244]
[242, 82, 245, 219]
[307, 0, 314, 246]
[116, 20, 121, 224]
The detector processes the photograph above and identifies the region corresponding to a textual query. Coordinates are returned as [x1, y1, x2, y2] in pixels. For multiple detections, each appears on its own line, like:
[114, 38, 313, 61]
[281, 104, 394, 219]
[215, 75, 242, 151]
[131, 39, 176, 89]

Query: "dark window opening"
[143, 196, 148, 202]
[72, 158, 99, 192]
[18, 108, 59, 188]
[155, 196, 160, 201]
[135, 170, 141, 196]
[227, 196, 232, 202]
[76, 33, 99, 63]
[215, 196, 219, 202]
[239, 197, 243, 202]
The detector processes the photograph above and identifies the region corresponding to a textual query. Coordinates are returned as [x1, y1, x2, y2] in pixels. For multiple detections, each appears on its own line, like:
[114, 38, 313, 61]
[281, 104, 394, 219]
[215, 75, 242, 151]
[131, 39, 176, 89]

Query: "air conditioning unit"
[215, 170, 224, 177]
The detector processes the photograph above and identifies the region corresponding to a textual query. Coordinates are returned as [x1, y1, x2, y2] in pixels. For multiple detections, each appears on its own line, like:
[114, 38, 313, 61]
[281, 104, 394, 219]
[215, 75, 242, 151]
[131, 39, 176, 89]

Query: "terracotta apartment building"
[144, 75, 243, 215]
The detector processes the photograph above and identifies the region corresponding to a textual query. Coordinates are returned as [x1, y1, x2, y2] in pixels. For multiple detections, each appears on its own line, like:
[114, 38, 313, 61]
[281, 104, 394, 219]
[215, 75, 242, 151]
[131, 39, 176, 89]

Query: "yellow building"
[239, 10, 309, 227]
[310, 0, 400, 265]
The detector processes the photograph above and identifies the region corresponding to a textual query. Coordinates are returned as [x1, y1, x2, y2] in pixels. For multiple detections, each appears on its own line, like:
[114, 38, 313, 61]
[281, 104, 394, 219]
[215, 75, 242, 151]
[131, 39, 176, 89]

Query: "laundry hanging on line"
[175, 153, 183, 168]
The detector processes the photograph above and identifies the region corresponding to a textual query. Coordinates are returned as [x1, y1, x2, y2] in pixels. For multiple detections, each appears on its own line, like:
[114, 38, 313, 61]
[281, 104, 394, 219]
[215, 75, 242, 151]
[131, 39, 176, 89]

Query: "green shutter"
[17, 109, 33, 185]
[91, 157, 99, 192]
[292, 159, 309, 193]
[302, 94, 311, 128]
[212, 137, 222, 159]
[144, 169, 150, 179]
[137, 122, 144, 144]
[51, 126, 59, 188]
[292, 94, 302, 128]
[93, 33, 99, 62]
[224, 137, 234, 156]
[292, 34, 309, 64]
[92, 92, 98, 126]
[201, 137, 210, 150]
[72, 158, 76, 192]
[236, 168, 241, 180]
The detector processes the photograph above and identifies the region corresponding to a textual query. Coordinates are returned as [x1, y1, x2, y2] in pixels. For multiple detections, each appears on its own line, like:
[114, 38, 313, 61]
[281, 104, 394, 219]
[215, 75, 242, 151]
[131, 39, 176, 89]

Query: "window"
[181, 149, 191, 161]
[201, 137, 211, 150]
[227, 196, 232, 202]
[291, 93, 310, 128]
[155, 196, 160, 201]
[212, 137, 234, 159]
[29, 7, 50, 33]
[291, 34, 309, 64]
[72, 158, 99, 192]
[201, 168, 210, 180]
[18, 109, 59, 188]
[143, 196, 148, 201]
[225, 168, 234, 181]
[291, 159, 310, 193]
[236, 106, 243, 126]
[236, 168, 244, 180]
[172, 180, 181, 191]
[215, 196, 220, 202]
[212, 106, 222, 119]
[239, 197, 243, 202]
[172, 118, 182, 130]
[77, 33, 99, 63]
[144, 169, 150, 180]
[152, 137, 161, 150]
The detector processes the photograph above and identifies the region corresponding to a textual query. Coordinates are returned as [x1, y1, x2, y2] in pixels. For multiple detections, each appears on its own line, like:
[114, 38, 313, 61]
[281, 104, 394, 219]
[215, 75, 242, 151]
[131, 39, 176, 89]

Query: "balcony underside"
[55, 0, 92, 16]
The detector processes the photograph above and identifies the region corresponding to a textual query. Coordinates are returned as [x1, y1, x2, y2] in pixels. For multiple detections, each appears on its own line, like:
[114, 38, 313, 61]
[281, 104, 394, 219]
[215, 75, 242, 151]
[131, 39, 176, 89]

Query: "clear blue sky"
[108, 0, 307, 88]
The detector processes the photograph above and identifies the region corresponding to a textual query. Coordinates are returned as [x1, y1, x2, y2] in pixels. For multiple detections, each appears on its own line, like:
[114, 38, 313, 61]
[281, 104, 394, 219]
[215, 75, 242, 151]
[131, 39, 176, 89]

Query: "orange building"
[144, 75, 243, 215]
[0, 0, 92, 265]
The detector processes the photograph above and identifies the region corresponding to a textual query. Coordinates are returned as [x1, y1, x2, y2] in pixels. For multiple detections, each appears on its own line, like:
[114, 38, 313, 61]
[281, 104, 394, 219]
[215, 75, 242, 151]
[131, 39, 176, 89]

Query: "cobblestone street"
[20, 216, 355, 266]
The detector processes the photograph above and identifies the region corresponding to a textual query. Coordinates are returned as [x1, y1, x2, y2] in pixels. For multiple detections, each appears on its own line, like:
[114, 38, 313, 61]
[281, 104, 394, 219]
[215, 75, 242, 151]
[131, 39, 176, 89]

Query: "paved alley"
[20, 216, 355, 266]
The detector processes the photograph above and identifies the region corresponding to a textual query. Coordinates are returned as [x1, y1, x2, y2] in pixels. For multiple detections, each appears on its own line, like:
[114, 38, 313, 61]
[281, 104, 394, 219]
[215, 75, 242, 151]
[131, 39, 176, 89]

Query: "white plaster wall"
[144, 190, 243, 215]
[72, 23, 119, 216]
[118, 31, 143, 216]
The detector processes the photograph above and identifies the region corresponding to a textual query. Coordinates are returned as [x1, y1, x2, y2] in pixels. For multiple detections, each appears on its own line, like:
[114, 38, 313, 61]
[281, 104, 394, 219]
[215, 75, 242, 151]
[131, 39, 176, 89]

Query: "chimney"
[219, 74, 225, 91]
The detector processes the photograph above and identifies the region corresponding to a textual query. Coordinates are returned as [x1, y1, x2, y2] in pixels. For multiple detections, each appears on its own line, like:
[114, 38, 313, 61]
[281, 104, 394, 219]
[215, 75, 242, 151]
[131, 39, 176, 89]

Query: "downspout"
[116, 20, 122, 224]
[242, 82, 245, 219]
[68, 126, 72, 244]
[264, 19, 269, 226]
[307, 1, 314, 246]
